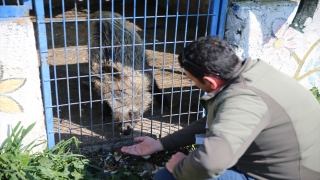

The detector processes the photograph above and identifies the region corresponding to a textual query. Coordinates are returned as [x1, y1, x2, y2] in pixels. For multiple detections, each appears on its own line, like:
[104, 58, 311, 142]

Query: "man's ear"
[203, 76, 218, 90]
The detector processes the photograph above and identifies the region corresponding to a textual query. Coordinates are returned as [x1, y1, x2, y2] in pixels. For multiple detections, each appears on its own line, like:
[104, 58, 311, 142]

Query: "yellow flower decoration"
[0, 63, 26, 114]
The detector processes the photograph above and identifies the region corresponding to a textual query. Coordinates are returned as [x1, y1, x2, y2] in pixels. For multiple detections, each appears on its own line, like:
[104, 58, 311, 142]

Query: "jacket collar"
[200, 58, 254, 101]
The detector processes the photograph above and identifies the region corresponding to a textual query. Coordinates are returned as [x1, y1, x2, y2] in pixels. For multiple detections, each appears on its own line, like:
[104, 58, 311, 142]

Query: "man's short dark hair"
[178, 36, 241, 82]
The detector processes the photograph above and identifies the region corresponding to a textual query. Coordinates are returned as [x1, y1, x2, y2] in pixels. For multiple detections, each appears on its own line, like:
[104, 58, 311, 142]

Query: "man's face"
[184, 70, 213, 93]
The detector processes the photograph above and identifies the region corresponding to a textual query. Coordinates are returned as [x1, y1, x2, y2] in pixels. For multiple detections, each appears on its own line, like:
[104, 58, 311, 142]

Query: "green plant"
[0, 121, 103, 180]
[0, 121, 45, 179]
[309, 87, 320, 103]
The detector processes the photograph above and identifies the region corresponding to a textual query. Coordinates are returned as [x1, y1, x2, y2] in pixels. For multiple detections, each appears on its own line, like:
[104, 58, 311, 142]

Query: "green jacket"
[160, 58, 320, 180]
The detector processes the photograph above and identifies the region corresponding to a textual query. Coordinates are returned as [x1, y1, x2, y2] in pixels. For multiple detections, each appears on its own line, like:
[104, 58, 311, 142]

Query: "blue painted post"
[202, 0, 228, 119]
[33, 0, 55, 149]
[208, 0, 221, 37]
[217, 0, 228, 39]
[208, 0, 228, 38]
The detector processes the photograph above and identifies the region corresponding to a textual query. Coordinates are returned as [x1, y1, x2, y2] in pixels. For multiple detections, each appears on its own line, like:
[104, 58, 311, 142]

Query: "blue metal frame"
[0, 6, 29, 17]
[208, 0, 228, 39]
[0, 0, 32, 18]
[23, 0, 32, 9]
[33, 0, 55, 150]
[217, 0, 229, 39]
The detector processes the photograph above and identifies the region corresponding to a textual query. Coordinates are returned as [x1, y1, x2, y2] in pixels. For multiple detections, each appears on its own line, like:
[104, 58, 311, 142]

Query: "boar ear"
[102, 64, 122, 80]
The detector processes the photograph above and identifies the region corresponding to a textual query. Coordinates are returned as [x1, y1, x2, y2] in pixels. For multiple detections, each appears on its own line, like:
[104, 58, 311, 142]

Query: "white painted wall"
[225, 0, 320, 90]
[0, 17, 47, 153]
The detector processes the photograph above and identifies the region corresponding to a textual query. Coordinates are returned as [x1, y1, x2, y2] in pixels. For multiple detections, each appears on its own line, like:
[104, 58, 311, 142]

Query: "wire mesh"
[33, 0, 221, 155]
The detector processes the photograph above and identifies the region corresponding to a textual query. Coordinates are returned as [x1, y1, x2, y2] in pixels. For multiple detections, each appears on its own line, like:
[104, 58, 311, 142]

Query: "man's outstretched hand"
[121, 136, 164, 156]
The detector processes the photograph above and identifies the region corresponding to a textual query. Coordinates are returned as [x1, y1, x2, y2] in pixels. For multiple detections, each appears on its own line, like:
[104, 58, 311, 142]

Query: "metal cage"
[1, 0, 228, 155]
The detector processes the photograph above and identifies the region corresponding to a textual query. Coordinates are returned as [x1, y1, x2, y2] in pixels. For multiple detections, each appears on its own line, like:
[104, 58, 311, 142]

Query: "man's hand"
[166, 152, 187, 173]
[121, 136, 164, 156]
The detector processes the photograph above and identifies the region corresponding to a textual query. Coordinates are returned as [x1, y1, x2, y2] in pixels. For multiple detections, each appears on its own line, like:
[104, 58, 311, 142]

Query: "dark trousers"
[154, 167, 255, 180]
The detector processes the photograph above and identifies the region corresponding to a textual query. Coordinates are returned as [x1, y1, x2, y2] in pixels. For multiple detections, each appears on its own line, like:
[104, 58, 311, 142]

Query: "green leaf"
[9, 155, 21, 163]
[13, 171, 28, 180]
[12, 126, 24, 149]
[22, 138, 46, 152]
[38, 157, 53, 169]
[25, 171, 38, 180]
[17, 122, 36, 147]
[0, 154, 11, 164]
[20, 152, 30, 167]
[71, 170, 83, 180]
[309, 87, 320, 104]
[310, 87, 319, 95]
[63, 166, 71, 175]
[10, 173, 20, 180]
[34, 166, 54, 178]
[73, 161, 85, 169]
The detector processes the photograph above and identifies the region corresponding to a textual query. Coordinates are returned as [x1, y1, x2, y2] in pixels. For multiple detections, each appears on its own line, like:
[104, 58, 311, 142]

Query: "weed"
[309, 86, 320, 103]
[0, 121, 103, 180]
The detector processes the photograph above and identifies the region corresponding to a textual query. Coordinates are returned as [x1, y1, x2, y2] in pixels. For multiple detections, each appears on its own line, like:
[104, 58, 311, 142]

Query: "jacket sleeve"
[172, 88, 270, 180]
[160, 117, 207, 151]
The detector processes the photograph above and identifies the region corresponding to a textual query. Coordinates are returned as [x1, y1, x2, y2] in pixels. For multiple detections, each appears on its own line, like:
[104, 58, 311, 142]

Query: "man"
[121, 36, 320, 180]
